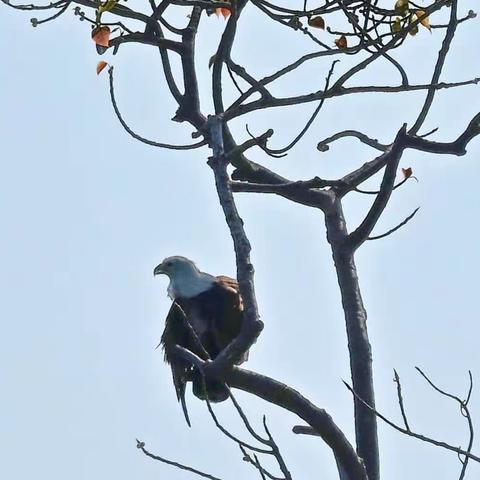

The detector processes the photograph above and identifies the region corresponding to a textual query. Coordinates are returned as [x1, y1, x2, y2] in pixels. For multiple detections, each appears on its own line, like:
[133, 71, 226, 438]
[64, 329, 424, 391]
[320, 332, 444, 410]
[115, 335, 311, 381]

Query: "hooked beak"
[153, 263, 165, 276]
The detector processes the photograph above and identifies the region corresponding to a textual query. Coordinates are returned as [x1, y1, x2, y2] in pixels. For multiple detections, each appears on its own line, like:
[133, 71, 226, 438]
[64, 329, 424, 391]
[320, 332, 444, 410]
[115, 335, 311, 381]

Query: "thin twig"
[32, 1, 69, 25]
[354, 176, 415, 195]
[393, 369, 410, 431]
[262, 416, 292, 480]
[136, 440, 224, 480]
[410, 0, 458, 134]
[203, 386, 272, 454]
[264, 60, 339, 155]
[367, 207, 420, 241]
[317, 130, 388, 153]
[227, 389, 270, 445]
[239, 445, 283, 480]
[343, 381, 480, 463]
[415, 368, 476, 480]
[108, 67, 206, 150]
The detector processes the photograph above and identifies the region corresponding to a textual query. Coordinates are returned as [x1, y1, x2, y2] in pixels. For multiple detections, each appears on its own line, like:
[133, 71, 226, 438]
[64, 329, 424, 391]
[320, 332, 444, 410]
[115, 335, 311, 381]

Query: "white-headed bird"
[154, 256, 247, 425]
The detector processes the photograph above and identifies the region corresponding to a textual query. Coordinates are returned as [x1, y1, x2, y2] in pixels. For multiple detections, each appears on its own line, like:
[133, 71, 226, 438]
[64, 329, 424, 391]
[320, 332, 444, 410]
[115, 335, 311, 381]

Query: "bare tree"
[2, 0, 479, 478]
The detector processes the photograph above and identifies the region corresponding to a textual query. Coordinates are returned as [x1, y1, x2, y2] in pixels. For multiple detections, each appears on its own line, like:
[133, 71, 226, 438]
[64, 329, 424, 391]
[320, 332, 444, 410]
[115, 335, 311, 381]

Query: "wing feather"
[212, 276, 247, 362]
[215, 275, 243, 311]
[160, 302, 192, 427]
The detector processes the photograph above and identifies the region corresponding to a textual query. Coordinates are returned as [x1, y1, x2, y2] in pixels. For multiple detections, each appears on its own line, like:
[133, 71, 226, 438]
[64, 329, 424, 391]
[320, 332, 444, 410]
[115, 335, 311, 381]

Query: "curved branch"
[264, 60, 339, 155]
[73, 0, 151, 23]
[348, 125, 408, 249]
[239, 445, 282, 480]
[31, 1, 69, 25]
[137, 440, 224, 480]
[336, 111, 480, 197]
[410, 0, 458, 134]
[108, 31, 183, 53]
[0, 0, 65, 10]
[354, 175, 417, 195]
[107, 67, 205, 150]
[405, 112, 480, 155]
[415, 368, 476, 479]
[343, 379, 480, 464]
[367, 207, 420, 241]
[211, 1, 249, 114]
[228, 367, 368, 480]
[262, 417, 292, 480]
[204, 392, 272, 454]
[317, 130, 387, 153]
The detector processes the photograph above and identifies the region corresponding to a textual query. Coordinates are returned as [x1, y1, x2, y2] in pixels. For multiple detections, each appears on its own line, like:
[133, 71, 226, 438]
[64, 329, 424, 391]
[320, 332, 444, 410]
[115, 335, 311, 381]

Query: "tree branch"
[405, 112, 480, 155]
[393, 370, 410, 431]
[343, 378, 480, 464]
[410, 0, 458, 135]
[325, 200, 379, 480]
[226, 77, 480, 121]
[367, 207, 420, 241]
[108, 67, 206, 150]
[205, 115, 264, 376]
[317, 130, 388, 153]
[136, 440, 224, 480]
[348, 125, 408, 249]
[228, 367, 368, 480]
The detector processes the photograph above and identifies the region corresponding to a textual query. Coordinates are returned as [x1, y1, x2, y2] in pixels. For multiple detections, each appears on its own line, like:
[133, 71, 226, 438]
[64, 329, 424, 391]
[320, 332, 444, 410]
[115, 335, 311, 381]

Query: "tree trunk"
[325, 199, 379, 480]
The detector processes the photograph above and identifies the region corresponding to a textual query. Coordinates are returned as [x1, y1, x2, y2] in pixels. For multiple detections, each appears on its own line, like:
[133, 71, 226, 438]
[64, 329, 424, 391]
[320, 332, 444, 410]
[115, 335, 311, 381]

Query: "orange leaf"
[416, 9, 431, 31]
[402, 167, 413, 179]
[215, 7, 231, 19]
[334, 35, 347, 49]
[96, 60, 108, 75]
[308, 16, 325, 29]
[92, 26, 110, 48]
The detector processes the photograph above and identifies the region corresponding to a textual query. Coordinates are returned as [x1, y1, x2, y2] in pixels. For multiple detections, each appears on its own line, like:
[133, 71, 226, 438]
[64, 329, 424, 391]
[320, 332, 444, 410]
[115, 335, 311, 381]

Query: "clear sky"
[1, 1, 479, 479]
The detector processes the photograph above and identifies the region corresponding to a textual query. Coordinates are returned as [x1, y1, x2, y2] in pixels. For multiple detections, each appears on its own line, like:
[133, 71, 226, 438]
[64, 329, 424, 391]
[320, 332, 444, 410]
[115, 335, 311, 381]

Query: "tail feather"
[179, 390, 192, 427]
[169, 360, 192, 427]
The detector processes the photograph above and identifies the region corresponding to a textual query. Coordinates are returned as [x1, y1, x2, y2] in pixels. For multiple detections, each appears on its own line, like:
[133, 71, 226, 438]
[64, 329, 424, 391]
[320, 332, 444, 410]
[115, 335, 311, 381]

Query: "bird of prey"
[154, 256, 246, 425]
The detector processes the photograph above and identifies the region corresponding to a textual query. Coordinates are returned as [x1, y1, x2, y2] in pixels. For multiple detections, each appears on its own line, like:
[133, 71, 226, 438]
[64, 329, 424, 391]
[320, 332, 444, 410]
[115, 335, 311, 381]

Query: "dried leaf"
[402, 167, 413, 179]
[215, 7, 231, 19]
[408, 15, 419, 36]
[391, 17, 402, 34]
[416, 10, 431, 31]
[334, 35, 347, 49]
[92, 25, 110, 48]
[96, 60, 108, 75]
[308, 16, 325, 29]
[394, 0, 409, 17]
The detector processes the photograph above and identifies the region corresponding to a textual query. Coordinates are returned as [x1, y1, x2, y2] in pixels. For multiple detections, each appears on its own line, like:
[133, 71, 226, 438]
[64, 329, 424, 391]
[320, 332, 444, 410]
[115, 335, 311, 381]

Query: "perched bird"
[154, 256, 246, 425]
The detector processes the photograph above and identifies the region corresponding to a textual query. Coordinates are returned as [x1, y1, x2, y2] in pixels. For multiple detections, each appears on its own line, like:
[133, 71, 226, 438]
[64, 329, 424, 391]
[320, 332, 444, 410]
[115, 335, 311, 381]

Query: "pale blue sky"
[1, 2, 479, 479]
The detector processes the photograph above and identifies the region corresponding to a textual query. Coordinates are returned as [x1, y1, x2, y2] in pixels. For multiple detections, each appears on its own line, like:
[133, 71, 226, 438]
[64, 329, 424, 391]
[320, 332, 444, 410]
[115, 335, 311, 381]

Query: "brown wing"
[215, 275, 244, 311]
[211, 276, 246, 362]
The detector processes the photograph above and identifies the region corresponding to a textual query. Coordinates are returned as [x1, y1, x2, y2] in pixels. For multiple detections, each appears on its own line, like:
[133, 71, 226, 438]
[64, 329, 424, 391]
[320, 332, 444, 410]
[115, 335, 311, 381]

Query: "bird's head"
[153, 256, 199, 279]
[154, 256, 214, 299]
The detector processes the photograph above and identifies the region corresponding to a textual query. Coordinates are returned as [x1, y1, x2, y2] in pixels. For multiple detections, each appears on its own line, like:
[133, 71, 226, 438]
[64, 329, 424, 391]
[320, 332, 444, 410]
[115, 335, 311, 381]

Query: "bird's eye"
[165, 261, 172, 267]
